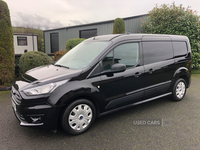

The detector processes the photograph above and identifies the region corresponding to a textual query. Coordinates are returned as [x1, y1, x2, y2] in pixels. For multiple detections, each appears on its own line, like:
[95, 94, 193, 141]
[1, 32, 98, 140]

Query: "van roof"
[86, 34, 188, 42]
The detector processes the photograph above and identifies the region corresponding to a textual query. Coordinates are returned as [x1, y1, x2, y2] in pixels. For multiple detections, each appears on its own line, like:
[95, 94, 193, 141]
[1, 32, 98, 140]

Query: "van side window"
[173, 42, 187, 57]
[102, 43, 139, 71]
[143, 42, 173, 65]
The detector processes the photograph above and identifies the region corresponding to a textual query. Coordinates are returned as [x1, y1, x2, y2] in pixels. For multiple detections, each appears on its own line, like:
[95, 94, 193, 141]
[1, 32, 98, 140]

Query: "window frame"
[17, 36, 28, 46]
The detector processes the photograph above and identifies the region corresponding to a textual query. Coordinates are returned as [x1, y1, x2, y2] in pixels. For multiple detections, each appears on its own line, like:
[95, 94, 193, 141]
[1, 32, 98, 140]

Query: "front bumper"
[11, 88, 64, 130]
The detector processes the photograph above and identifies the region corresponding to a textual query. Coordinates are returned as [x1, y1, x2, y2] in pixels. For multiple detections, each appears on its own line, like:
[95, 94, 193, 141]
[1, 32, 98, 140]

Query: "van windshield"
[55, 41, 111, 69]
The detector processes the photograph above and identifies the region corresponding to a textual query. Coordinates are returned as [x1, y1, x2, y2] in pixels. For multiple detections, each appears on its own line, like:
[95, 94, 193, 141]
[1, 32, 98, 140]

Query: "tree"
[0, 0, 15, 86]
[66, 38, 85, 51]
[112, 18, 125, 34]
[142, 2, 200, 69]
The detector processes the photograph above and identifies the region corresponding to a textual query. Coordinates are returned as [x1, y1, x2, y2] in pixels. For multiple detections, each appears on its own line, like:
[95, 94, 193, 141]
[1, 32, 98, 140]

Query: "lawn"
[191, 69, 200, 74]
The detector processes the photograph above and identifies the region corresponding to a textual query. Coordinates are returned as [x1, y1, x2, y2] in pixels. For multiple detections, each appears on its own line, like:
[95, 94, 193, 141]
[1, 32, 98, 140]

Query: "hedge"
[0, 0, 15, 86]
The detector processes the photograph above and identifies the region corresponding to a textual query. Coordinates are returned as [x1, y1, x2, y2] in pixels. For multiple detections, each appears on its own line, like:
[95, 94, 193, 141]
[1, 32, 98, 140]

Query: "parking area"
[0, 75, 200, 150]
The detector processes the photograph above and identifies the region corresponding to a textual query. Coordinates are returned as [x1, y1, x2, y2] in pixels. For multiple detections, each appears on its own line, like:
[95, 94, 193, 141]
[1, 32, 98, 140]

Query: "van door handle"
[149, 69, 154, 74]
[135, 72, 141, 77]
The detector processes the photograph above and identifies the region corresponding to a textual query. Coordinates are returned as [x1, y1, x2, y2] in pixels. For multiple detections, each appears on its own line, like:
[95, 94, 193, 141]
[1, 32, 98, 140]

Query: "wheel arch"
[61, 93, 101, 117]
[173, 67, 191, 88]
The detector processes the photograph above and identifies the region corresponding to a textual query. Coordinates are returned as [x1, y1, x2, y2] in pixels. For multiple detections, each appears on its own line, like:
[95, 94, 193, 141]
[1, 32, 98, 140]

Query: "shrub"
[142, 2, 200, 69]
[65, 38, 85, 51]
[53, 50, 68, 61]
[112, 18, 125, 34]
[0, 0, 15, 86]
[19, 51, 53, 75]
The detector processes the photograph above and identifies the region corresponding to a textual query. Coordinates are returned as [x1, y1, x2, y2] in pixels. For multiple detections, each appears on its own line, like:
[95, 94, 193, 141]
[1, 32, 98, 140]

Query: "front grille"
[12, 86, 22, 104]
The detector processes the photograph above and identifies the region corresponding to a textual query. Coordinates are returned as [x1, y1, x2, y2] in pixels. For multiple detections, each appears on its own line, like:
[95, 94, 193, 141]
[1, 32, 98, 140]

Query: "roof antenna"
[93, 32, 97, 40]
[93, 26, 101, 40]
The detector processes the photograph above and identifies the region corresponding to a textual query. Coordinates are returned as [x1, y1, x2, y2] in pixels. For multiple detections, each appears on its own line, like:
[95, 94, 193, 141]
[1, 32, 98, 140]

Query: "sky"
[4, 0, 200, 30]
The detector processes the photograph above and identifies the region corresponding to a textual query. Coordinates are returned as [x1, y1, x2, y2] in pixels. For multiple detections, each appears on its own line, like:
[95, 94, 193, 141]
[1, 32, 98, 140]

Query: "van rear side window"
[143, 42, 173, 65]
[173, 42, 187, 57]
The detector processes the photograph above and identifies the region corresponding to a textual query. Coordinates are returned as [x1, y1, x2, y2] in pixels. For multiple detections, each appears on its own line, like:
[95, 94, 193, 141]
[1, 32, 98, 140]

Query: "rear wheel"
[61, 99, 96, 135]
[171, 78, 187, 101]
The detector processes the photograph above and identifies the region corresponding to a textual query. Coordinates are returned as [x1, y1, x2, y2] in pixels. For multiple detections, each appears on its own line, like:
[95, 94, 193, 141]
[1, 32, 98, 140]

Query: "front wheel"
[61, 99, 96, 135]
[171, 78, 187, 101]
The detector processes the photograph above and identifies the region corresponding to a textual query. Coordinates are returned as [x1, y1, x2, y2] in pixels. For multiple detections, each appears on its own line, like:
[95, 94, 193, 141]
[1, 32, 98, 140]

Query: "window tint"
[143, 42, 173, 64]
[173, 42, 187, 57]
[102, 43, 139, 71]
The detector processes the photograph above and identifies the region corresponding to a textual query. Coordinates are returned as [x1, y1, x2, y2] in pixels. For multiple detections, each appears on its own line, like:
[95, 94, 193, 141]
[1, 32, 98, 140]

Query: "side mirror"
[111, 63, 126, 73]
[96, 63, 126, 77]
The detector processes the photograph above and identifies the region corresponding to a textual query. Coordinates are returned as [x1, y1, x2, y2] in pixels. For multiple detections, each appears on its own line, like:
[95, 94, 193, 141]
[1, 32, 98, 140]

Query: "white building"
[13, 33, 38, 54]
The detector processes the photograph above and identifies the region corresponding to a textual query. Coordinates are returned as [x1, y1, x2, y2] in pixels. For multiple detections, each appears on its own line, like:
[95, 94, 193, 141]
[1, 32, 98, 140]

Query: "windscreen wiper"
[54, 64, 69, 69]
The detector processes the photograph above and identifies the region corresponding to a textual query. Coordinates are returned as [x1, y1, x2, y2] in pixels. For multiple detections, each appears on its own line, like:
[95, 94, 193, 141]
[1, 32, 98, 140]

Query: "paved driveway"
[0, 75, 200, 150]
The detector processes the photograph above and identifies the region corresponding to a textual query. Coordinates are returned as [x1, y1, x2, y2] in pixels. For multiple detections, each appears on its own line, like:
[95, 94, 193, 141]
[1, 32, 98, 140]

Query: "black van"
[12, 34, 192, 135]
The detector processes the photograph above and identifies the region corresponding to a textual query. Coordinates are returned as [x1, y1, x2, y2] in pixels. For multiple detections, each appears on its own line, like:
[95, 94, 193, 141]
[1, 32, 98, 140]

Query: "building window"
[79, 29, 97, 39]
[50, 33, 59, 53]
[17, 37, 27, 46]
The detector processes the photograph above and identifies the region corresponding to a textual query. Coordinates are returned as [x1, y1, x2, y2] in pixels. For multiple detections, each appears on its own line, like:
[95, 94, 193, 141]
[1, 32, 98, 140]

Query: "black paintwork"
[11, 34, 192, 130]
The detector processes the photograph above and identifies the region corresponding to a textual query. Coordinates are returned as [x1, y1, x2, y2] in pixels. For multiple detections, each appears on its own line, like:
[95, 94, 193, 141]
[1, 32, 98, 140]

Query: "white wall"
[13, 34, 38, 54]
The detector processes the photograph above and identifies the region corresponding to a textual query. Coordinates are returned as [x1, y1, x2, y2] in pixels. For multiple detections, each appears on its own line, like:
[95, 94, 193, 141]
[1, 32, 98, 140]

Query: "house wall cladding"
[44, 14, 148, 54]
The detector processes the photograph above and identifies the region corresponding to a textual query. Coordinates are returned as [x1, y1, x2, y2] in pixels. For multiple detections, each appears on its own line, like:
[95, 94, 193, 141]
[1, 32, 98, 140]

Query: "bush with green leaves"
[142, 2, 200, 69]
[65, 38, 85, 51]
[0, 0, 15, 86]
[112, 18, 125, 34]
[19, 51, 53, 75]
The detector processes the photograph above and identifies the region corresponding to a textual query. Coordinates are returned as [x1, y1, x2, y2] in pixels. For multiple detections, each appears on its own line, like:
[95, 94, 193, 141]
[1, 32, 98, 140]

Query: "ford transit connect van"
[12, 34, 192, 135]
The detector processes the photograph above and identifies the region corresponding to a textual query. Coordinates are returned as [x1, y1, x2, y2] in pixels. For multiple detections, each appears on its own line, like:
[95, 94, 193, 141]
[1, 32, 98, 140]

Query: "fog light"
[27, 115, 44, 123]
[30, 117, 41, 123]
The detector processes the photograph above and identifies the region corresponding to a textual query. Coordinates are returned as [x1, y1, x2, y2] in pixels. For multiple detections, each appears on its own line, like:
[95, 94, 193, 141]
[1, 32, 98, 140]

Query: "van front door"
[98, 42, 145, 110]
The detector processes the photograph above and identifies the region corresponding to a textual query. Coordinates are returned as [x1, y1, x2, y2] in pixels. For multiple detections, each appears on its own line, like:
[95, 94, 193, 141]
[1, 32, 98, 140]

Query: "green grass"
[192, 69, 200, 74]
[0, 91, 11, 100]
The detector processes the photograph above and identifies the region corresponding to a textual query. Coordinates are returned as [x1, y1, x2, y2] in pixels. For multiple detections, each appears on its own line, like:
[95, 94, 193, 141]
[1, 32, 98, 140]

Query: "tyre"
[171, 78, 187, 101]
[61, 99, 96, 135]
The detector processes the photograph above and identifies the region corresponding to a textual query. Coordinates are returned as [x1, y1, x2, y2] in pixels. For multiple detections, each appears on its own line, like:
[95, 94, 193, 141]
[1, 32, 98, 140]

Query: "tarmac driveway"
[0, 75, 200, 150]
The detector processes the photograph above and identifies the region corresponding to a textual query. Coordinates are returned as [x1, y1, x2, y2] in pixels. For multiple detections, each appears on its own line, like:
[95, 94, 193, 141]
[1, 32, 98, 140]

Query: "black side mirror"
[95, 63, 126, 78]
[111, 63, 126, 73]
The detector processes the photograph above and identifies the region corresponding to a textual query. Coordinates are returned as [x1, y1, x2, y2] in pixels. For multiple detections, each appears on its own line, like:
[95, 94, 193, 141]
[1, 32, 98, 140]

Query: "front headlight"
[23, 80, 68, 96]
